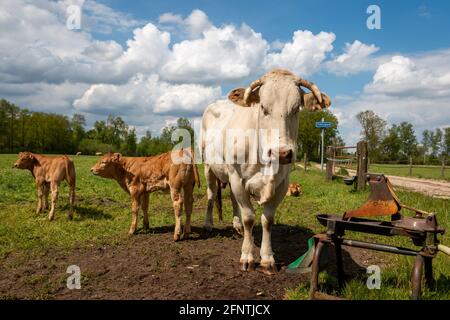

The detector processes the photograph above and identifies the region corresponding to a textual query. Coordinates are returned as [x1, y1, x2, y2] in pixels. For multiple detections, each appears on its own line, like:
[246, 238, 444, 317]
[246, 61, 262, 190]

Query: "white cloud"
[335, 51, 450, 145]
[73, 74, 222, 117]
[264, 30, 335, 76]
[326, 40, 382, 75]
[161, 23, 269, 84]
[158, 9, 212, 39]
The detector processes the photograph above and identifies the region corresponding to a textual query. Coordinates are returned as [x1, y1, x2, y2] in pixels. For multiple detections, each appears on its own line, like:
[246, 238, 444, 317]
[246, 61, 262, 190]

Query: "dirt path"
[345, 168, 450, 199]
[0, 224, 382, 300]
[303, 163, 450, 199]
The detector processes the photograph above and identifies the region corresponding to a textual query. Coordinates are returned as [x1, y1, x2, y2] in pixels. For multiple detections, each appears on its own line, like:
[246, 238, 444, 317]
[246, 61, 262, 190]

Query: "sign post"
[315, 118, 332, 172]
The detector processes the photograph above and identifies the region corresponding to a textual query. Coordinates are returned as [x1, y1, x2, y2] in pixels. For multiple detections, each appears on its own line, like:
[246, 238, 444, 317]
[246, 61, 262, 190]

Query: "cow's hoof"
[173, 234, 182, 242]
[67, 214, 73, 221]
[48, 215, 55, 221]
[239, 261, 255, 272]
[127, 230, 136, 236]
[259, 263, 278, 276]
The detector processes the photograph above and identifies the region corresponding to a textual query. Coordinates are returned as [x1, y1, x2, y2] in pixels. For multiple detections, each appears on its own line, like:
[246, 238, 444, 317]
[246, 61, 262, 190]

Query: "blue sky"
[1, 0, 449, 145]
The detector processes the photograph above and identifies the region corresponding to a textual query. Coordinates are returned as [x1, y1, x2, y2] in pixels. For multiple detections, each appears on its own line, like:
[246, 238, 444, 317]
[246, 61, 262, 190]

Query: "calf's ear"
[113, 153, 122, 162]
[228, 87, 260, 107]
[303, 92, 331, 111]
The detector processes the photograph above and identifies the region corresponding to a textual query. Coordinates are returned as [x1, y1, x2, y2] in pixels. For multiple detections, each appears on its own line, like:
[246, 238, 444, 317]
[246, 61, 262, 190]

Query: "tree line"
[356, 110, 449, 165]
[0, 99, 193, 156]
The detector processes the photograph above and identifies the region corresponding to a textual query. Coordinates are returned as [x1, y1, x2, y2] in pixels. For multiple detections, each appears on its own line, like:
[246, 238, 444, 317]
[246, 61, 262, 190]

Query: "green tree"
[381, 124, 401, 161]
[397, 122, 417, 160]
[356, 110, 386, 162]
[430, 128, 443, 158]
[297, 109, 339, 162]
[421, 130, 432, 164]
[71, 114, 86, 151]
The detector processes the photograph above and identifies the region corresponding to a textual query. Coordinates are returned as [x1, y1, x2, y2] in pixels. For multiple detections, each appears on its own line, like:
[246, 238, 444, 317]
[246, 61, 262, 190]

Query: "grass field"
[368, 164, 448, 181]
[0, 154, 449, 299]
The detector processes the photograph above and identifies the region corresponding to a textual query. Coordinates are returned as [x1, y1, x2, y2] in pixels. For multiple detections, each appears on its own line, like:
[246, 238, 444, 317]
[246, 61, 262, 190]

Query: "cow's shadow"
[72, 206, 113, 220]
[142, 222, 365, 284]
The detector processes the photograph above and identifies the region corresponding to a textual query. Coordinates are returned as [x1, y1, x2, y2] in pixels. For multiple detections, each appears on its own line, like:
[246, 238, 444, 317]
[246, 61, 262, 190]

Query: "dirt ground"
[0, 224, 383, 300]
[344, 168, 450, 199]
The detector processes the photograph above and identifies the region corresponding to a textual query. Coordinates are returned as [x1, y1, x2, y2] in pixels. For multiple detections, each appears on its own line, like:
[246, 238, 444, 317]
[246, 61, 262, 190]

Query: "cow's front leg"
[48, 181, 59, 221]
[203, 167, 218, 231]
[229, 174, 255, 271]
[240, 208, 256, 271]
[129, 191, 141, 235]
[141, 193, 150, 231]
[171, 187, 183, 241]
[260, 178, 289, 275]
[36, 182, 44, 214]
[230, 191, 243, 236]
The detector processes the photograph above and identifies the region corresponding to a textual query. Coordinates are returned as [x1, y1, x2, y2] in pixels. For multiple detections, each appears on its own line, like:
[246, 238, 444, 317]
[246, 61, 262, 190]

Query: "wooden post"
[409, 156, 413, 176]
[303, 153, 307, 172]
[326, 146, 334, 181]
[356, 141, 368, 191]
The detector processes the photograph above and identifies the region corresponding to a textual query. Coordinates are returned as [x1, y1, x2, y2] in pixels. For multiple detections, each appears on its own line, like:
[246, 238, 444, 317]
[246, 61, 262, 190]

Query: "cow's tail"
[63, 155, 76, 217]
[215, 180, 223, 221]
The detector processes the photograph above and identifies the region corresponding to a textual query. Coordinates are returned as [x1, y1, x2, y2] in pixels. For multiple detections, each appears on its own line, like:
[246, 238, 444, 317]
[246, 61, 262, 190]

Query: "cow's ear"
[303, 92, 331, 111]
[28, 153, 35, 160]
[228, 87, 260, 107]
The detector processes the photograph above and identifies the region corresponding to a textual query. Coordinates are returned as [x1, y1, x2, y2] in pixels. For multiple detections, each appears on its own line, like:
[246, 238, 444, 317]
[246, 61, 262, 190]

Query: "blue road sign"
[315, 121, 332, 128]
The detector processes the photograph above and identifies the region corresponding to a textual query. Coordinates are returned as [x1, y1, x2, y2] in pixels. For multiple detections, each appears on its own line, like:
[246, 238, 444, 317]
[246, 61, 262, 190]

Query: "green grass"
[0, 154, 449, 299]
[368, 164, 448, 181]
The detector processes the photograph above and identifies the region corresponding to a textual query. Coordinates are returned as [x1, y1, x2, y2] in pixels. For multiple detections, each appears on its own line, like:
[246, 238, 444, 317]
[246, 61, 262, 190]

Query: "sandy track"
[344, 168, 450, 199]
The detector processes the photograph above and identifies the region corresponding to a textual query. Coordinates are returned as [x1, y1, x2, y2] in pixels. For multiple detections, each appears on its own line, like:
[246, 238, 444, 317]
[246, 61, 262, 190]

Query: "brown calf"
[13, 152, 76, 220]
[90, 149, 200, 240]
[286, 183, 302, 197]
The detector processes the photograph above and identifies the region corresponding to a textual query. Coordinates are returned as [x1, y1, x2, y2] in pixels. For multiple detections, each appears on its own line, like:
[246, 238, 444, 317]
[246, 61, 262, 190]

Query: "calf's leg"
[171, 187, 184, 242]
[43, 183, 50, 211]
[68, 181, 75, 220]
[48, 181, 59, 221]
[129, 191, 142, 235]
[36, 182, 44, 214]
[141, 193, 150, 231]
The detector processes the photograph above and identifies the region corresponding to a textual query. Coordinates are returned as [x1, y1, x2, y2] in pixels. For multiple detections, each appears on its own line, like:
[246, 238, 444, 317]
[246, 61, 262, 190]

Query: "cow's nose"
[278, 149, 293, 164]
[90, 168, 94, 173]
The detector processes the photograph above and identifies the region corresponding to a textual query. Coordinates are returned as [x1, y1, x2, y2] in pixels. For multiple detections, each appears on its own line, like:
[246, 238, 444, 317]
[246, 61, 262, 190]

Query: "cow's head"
[13, 152, 37, 169]
[90, 153, 122, 178]
[228, 69, 331, 165]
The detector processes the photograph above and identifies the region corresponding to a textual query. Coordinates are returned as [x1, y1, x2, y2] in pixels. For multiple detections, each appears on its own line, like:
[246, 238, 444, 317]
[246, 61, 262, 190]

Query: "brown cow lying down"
[91, 149, 200, 240]
[286, 183, 302, 197]
[13, 152, 76, 220]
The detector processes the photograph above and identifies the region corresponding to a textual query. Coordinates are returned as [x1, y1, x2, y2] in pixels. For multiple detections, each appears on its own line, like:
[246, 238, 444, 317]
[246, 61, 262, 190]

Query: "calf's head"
[228, 69, 331, 165]
[14, 152, 36, 169]
[90, 153, 122, 178]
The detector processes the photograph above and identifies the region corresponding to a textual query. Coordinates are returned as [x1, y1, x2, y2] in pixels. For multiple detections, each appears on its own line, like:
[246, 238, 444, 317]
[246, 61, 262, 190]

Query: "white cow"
[200, 69, 331, 274]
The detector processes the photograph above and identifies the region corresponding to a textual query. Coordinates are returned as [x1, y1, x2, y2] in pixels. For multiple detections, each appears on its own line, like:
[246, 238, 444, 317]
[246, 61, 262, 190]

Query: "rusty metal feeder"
[307, 173, 448, 300]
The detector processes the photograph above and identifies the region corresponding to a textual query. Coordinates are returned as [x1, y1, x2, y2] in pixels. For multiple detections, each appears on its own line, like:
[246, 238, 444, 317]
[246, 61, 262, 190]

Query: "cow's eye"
[261, 105, 269, 116]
